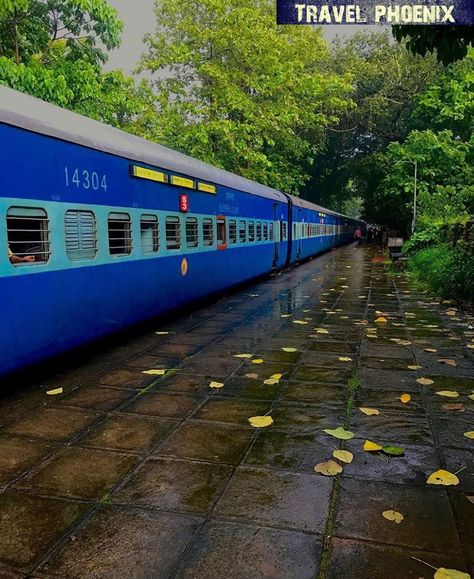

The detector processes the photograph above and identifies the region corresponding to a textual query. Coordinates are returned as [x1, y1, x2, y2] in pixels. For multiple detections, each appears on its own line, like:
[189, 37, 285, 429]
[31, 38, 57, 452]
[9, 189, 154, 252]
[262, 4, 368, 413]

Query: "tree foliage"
[139, 0, 353, 193]
[0, 0, 122, 65]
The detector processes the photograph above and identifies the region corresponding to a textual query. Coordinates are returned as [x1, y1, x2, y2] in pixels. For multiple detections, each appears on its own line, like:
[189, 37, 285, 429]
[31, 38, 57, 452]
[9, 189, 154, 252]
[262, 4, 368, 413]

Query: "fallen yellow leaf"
[359, 407, 380, 416]
[427, 469, 460, 486]
[363, 440, 383, 451]
[425, 348, 437, 353]
[375, 317, 388, 323]
[46, 388, 63, 396]
[407, 365, 422, 370]
[434, 568, 471, 579]
[438, 358, 457, 367]
[333, 449, 353, 464]
[143, 369, 167, 376]
[314, 460, 343, 476]
[248, 416, 273, 428]
[314, 328, 329, 334]
[280, 314, 291, 318]
[155, 331, 169, 335]
[209, 381, 224, 389]
[245, 373, 259, 379]
[271, 374, 283, 380]
[417, 377, 434, 386]
[263, 378, 279, 385]
[436, 391, 459, 398]
[339, 357, 353, 362]
[468, 394, 474, 401]
[400, 393, 411, 404]
[398, 340, 412, 346]
[382, 510, 404, 524]
[463, 431, 474, 439]
[252, 359, 264, 364]
[293, 320, 308, 325]
[234, 353, 253, 359]
[282, 347, 298, 352]
[323, 426, 355, 440]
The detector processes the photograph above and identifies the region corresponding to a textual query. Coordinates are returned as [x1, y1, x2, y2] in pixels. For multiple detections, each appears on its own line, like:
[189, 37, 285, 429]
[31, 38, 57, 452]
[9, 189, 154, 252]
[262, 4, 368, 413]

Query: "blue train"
[0, 86, 363, 377]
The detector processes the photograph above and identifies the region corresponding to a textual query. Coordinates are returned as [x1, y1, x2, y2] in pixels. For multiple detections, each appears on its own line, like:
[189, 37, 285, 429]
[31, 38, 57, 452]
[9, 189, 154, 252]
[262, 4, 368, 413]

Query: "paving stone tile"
[56, 385, 132, 411]
[307, 341, 358, 355]
[354, 388, 424, 413]
[300, 353, 357, 368]
[38, 507, 201, 579]
[125, 353, 185, 369]
[4, 407, 99, 442]
[216, 376, 285, 401]
[192, 398, 271, 426]
[0, 491, 89, 571]
[327, 538, 469, 579]
[433, 416, 474, 450]
[234, 361, 295, 379]
[123, 392, 202, 418]
[154, 373, 212, 395]
[342, 441, 442, 485]
[0, 435, 55, 486]
[158, 422, 253, 464]
[176, 521, 321, 579]
[112, 458, 232, 514]
[148, 342, 201, 358]
[244, 431, 333, 471]
[292, 366, 352, 384]
[358, 368, 417, 390]
[16, 447, 137, 499]
[348, 410, 434, 445]
[214, 466, 332, 533]
[180, 357, 240, 378]
[271, 402, 345, 433]
[78, 414, 177, 453]
[443, 448, 474, 492]
[0, 391, 44, 425]
[282, 382, 348, 404]
[99, 368, 159, 389]
[334, 479, 461, 553]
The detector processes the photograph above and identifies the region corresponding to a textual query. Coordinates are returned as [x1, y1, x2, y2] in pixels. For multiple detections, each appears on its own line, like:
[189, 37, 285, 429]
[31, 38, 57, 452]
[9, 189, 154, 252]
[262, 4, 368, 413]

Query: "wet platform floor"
[0, 245, 473, 578]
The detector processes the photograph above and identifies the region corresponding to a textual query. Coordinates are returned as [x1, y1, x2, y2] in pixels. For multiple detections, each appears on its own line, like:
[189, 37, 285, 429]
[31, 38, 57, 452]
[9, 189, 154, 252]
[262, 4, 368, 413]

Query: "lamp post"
[396, 159, 418, 234]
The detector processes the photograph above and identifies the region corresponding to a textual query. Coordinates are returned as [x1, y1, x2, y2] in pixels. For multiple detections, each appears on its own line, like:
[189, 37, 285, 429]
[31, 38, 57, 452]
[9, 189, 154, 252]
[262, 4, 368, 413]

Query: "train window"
[203, 218, 214, 247]
[65, 210, 97, 261]
[140, 215, 159, 254]
[229, 220, 237, 244]
[217, 217, 226, 247]
[256, 222, 262, 241]
[248, 222, 255, 242]
[282, 222, 287, 241]
[166, 216, 181, 250]
[263, 223, 268, 241]
[293, 223, 297, 238]
[6, 206, 50, 264]
[186, 218, 199, 248]
[108, 213, 132, 256]
[269, 222, 274, 241]
[239, 220, 246, 243]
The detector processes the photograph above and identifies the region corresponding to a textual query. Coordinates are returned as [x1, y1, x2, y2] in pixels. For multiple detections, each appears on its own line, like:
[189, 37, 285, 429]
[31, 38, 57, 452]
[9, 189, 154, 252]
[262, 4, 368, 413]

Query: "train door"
[216, 216, 227, 250]
[273, 204, 279, 268]
[297, 209, 302, 259]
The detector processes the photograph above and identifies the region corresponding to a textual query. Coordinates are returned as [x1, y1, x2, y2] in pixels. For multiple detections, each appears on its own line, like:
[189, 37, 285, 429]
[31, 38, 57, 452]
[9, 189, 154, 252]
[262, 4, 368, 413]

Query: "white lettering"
[319, 5, 331, 23]
[441, 5, 455, 22]
[412, 5, 422, 22]
[295, 4, 305, 22]
[306, 5, 318, 23]
[332, 5, 345, 23]
[375, 5, 386, 21]
[346, 5, 356, 22]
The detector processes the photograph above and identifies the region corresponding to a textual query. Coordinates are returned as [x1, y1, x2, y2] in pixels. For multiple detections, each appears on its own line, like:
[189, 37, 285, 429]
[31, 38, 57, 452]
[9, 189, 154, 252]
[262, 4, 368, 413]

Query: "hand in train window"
[6, 207, 50, 264]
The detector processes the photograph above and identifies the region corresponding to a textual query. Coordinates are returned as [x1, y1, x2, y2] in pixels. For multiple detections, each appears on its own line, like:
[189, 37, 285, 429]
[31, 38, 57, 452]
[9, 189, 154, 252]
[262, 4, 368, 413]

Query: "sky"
[105, 0, 385, 72]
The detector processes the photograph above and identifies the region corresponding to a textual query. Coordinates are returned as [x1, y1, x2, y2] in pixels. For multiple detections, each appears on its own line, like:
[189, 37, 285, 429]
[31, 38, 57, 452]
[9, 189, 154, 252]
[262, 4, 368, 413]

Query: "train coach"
[0, 86, 363, 377]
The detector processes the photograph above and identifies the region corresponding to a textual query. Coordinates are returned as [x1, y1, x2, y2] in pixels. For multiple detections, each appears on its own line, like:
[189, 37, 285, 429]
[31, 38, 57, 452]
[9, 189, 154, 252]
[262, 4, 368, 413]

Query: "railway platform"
[0, 244, 473, 578]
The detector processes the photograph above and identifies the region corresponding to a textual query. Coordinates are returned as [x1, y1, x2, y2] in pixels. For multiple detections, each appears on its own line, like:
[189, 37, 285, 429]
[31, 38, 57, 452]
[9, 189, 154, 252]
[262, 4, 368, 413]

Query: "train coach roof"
[0, 86, 287, 203]
[289, 195, 344, 218]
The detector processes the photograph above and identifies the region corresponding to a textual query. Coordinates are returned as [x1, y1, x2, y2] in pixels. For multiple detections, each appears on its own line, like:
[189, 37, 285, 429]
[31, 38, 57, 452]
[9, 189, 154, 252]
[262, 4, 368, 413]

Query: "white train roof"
[0, 86, 353, 219]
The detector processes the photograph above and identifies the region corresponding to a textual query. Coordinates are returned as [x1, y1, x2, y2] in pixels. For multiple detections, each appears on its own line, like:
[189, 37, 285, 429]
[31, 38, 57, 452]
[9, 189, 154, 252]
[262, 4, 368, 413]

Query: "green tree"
[0, 0, 122, 65]
[139, 0, 353, 193]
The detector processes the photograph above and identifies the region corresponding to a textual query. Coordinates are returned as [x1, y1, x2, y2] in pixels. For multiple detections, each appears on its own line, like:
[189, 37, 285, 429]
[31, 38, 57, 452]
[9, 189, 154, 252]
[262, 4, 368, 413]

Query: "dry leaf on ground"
[209, 381, 224, 389]
[438, 358, 457, 367]
[399, 393, 411, 404]
[46, 388, 63, 396]
[375, 317, 388, 323]
[417, 377, 434, 385]
[442, 403, 465, 411]
[359, 407, 380, 416]
[407, 365, 422, 370]
[234, 353, 253, 359]
[382, 510, 404, 524]
[463, 431, 474, 439]
[143, 369, 167, 376]
[248, 416, 273, 428]
[436, 391, 459, 398]
[282, 347, 298, 352]
[339, 357, 353, 362]
[363, 440, 383, 451]
[434, 568, 471, 579]
[333, 450, 353, 463]
[252, 359, 264, 364]
[314, 460, 343, 476]
[427, 469, 460, 486]
[323, 426, 355, 440]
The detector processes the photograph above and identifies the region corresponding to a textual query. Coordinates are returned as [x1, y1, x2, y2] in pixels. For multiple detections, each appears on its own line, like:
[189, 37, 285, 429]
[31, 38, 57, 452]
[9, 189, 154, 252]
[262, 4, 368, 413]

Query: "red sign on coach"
[179, 194, 189, 212]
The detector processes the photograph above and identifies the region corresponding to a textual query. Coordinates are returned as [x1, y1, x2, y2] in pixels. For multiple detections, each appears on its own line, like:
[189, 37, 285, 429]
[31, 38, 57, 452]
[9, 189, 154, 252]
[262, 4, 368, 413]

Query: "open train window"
[166, 216, 181, 250]
[269, 222, 274, 241]
[282, 222, 287, 241]
[108, 213, 132, 255]
[229, 220, 237, 244]
[248, 222, 255, 242]
[141, 215, 159, 254]
[263, 223, 268, 241]
[186, 217, 199, 248]
[65, 210, 97, 261]
[203, 218, 214, 247]
[217, 217, 226, 248]
[256, 222, 262, 241]
[6, 206, 50, 264]
[239, 221, 246, 243]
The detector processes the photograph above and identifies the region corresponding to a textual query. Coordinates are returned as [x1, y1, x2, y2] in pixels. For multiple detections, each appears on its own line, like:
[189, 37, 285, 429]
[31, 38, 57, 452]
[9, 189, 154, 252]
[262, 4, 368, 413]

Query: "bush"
[408, 243, 474, 303]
